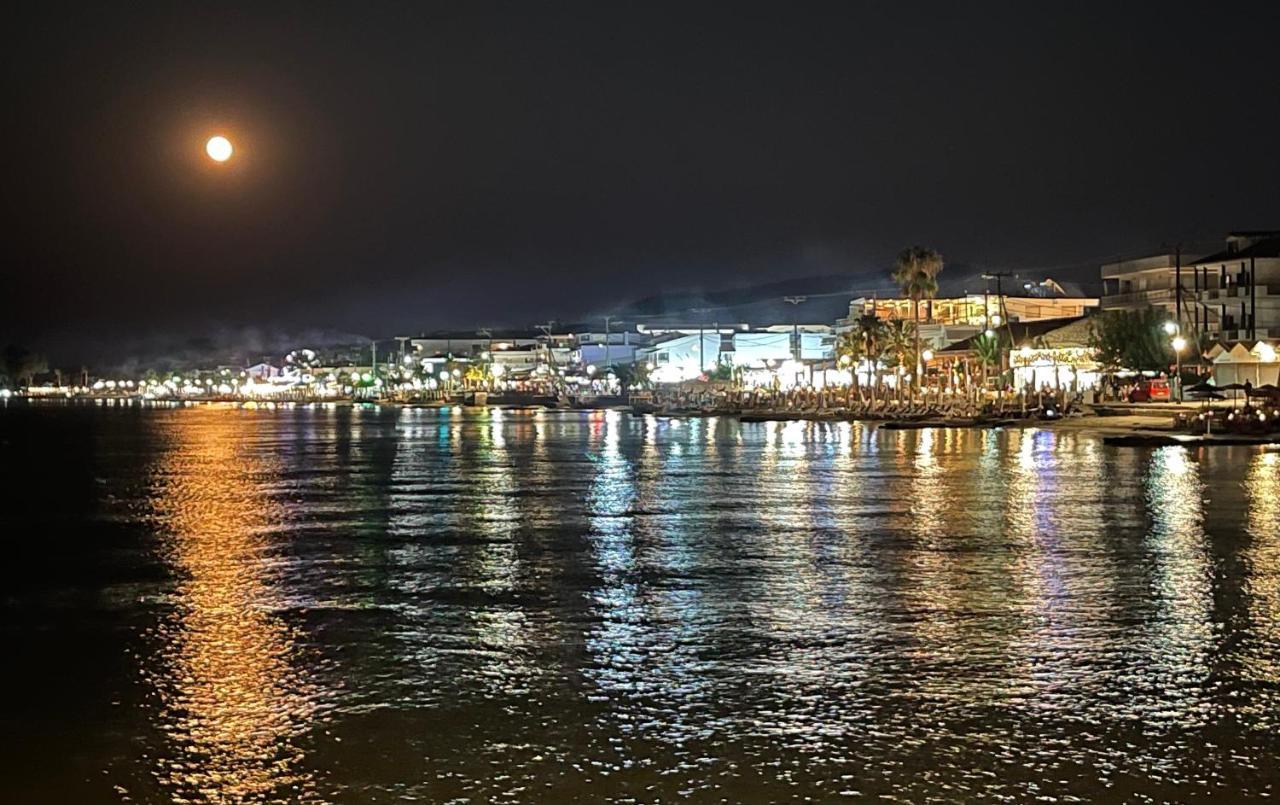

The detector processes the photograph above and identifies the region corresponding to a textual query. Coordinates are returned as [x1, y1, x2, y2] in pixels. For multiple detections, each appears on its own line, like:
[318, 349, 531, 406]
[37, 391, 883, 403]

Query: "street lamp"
[1171, 335, 1186, 402]
[1163, 320, 1178, 336]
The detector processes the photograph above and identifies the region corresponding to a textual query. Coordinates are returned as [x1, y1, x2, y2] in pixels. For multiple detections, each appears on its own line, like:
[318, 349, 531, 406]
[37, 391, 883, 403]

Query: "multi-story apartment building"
[1185, 232, 1280, 341]
[1100, 251, 1193, 319]
[1100, 232, 1280, 341]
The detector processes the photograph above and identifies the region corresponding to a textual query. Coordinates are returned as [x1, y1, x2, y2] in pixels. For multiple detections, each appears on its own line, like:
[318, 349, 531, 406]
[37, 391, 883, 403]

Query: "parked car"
[1128, 378, 1171, 403]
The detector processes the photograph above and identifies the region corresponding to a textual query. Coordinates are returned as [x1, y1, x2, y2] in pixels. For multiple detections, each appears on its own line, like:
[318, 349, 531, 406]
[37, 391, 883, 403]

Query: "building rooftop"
[937, 316, 1090, 354]
[1189, 236, 1280, 265]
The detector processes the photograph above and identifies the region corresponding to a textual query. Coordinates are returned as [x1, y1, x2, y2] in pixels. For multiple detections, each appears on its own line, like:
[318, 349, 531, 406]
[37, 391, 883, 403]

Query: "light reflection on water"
[142, 412, 332, 804]
[57, 407, 1280, 801]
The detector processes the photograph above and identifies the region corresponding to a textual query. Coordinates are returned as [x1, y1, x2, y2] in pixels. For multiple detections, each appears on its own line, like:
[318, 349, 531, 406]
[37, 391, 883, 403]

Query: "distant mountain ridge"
[620, 272, 880, 318]
[613, 262, 1099, 327]
[618, 262, 1073, 323]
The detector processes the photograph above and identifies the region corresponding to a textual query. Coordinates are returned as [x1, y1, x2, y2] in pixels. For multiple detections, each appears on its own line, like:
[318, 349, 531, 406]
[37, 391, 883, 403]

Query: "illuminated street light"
[1171, 335, 1186, 403]
[1163, 320, 1179, 335]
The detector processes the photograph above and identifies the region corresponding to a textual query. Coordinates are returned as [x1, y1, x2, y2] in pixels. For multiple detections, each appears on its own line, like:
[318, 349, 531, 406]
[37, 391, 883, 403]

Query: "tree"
[852, 312, 887, 403]
[974, 330, 1003, 369]
[2, 345, 48, 389]
[972, 329, 1009, 390]
[707, 362, 737, 384]
[1090, 309, 1172, 373]
[609, 362, 651, 392]
[835, 329, 867, 392]
[882, 319, 917, 398]
[464, 361, 490, 387]
[892, 246, 944, 399]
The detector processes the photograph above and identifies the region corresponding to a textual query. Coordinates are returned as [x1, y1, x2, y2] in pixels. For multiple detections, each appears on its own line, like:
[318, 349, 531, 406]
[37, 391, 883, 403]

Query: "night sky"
[5, 2, 1279, 363]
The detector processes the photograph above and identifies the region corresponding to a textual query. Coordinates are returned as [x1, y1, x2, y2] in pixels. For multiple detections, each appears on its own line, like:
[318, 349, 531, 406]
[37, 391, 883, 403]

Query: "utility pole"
[603, 315, 613, 371]
[477, 328, 493, 390]
[536, 320, 554, 368]
[535, 321, 561, 392]
[691, 308, 714, 374]
[982, 272, 1016, 390]
[1174, 243, 1183, 331]
[784, 296, 807, 364]
[1250, 254, 1257, 340]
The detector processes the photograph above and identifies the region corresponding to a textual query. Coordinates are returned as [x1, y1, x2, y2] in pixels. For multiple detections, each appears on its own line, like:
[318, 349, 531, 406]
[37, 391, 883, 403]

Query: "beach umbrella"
[1187, 387, 1224, 408]
[1247, 384, 1280, 403]
[1216, 382, 1249, 408]
[1185, 380, 1216, 394]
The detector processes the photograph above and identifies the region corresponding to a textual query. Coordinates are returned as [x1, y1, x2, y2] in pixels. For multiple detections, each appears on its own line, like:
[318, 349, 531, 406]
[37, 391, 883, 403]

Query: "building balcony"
[1216, 327, 1280, 342]
[1194, 284, 1280, 301]
[1100, 288, 1176, 309]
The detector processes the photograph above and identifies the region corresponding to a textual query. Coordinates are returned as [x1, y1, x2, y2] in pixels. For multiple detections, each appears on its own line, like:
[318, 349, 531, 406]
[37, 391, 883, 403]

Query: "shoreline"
[8, 395, 1280, 446]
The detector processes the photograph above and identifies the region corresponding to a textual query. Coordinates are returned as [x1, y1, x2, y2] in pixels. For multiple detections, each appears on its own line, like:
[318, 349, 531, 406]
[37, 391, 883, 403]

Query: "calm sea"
[2, 403, 1278, 803]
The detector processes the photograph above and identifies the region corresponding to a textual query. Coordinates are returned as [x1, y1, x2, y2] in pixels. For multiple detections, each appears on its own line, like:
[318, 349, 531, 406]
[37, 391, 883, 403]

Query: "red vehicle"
[1128, 378, 1171, 403]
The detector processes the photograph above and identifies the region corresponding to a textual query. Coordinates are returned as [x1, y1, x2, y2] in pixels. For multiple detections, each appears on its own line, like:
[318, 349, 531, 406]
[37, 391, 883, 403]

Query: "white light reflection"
[1138, 446, 1213, 729]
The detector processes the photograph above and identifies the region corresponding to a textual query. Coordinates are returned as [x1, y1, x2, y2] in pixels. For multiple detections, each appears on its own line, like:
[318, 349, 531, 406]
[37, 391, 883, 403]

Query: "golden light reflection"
[1242, 451, 1280, 687]
[146, 411, 328, 803]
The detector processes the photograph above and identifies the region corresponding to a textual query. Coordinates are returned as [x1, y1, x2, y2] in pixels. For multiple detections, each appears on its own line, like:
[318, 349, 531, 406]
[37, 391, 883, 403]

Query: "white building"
[1100, 232, 1280, 342]
[1185, 232, 1280, 342]
[408, 331, 544, 357]
[569, 326, 648, 367]
[1100, 251, 1194, 319]
[640, 328, 834, 386]
[1207, 341, 1280, 387]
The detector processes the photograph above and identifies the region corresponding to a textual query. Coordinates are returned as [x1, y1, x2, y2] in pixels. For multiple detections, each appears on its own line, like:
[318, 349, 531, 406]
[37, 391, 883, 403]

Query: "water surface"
[2, 404, 1278, 802]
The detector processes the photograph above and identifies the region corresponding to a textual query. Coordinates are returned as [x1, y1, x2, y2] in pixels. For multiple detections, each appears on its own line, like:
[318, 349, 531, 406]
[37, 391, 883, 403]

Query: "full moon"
[205, 136, 233, 162]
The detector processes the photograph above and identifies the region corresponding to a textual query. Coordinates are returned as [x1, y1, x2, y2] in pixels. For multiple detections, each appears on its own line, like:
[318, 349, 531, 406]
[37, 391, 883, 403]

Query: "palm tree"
[892, 246, 944, 400]
[464, 361, 489, 388]
[853, 312, 887, 405]
[882, 319, 916, 400]
[835, 329, 866, 394]
[974, 329, 1004, 393]
[609, 361, 651, 393]
[2, 345, 47, 389]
